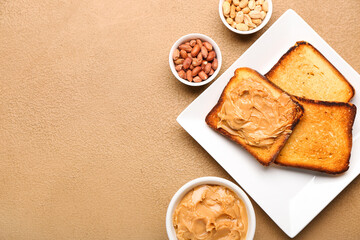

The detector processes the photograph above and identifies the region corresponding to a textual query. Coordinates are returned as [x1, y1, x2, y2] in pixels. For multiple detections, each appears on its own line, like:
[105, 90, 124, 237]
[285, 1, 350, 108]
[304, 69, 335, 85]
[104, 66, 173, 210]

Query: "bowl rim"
[218, 0, 273, 35]
[166, 176, 256, 240]
[169, 33, 222, 87]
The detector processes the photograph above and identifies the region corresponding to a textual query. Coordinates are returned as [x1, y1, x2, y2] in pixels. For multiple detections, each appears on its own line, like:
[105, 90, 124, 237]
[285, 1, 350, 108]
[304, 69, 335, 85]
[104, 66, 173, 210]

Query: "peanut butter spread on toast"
[173, 185, 248, 240]
[217, 77, 297, 147]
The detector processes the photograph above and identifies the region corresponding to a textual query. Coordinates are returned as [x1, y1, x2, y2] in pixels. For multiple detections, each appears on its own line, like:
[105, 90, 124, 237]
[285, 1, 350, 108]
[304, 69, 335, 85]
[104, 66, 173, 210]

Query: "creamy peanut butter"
[173, 185, 248, 240]
[217, 77, 297, 147]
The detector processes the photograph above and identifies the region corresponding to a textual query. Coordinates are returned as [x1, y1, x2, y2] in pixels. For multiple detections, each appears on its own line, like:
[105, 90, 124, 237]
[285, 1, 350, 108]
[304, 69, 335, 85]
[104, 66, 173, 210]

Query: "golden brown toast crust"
[266, 41, 355, 102]
[275, 97, 357, 174]
[205, 68, 304, 166]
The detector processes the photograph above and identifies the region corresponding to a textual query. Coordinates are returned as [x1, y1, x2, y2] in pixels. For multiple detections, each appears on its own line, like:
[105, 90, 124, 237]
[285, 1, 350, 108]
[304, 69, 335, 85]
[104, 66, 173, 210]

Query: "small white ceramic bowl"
[218, 0, 273, 35]
[166, 176, 256, 240]
[169, 33, 222, 86]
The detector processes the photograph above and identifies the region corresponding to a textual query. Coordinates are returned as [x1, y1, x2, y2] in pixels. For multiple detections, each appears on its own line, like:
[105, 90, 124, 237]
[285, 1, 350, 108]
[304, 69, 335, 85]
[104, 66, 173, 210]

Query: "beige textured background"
[1, 0, 360, 239]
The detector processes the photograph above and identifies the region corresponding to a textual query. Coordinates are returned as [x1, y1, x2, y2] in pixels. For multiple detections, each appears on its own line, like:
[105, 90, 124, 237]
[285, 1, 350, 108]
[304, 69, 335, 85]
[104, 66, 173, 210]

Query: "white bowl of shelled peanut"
[169, 33, 222, 86]
[219, 0, 272, 34]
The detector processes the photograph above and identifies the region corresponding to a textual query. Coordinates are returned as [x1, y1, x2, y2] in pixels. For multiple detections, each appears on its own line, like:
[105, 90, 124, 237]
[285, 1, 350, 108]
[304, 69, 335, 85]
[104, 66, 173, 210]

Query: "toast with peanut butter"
[266, 41, 354, 102]
[205, 68, 303, 166]
[275, 97, 356, 174]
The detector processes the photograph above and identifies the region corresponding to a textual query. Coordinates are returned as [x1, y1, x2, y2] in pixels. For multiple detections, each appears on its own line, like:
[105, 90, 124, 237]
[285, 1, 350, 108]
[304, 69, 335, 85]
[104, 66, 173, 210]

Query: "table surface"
[1, 0, 360, 239]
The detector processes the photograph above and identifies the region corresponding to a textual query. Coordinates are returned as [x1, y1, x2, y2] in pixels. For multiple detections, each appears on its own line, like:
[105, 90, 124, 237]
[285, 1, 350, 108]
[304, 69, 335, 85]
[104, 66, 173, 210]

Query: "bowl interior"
[166, 177, 255, 240]
[218, 0, 273, 35]
[169, 34, 222, 86]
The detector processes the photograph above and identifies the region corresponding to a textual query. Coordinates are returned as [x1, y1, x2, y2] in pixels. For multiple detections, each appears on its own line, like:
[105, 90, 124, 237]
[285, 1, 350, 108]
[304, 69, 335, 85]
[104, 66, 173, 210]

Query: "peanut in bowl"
[169, 33, 222, 86]
[219, 0, 273, 34]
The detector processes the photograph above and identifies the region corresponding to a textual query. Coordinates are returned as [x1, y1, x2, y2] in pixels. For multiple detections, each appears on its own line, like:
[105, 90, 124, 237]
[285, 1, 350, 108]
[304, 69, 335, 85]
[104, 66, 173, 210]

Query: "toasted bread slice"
[205, 68, 303, 166]
[266, 41, 354, 102]
[275, 97, 356, 174]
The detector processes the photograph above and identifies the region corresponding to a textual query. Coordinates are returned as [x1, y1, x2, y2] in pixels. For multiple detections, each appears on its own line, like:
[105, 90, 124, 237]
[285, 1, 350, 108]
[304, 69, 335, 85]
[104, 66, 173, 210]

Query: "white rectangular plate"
[177, 9, 360, 238]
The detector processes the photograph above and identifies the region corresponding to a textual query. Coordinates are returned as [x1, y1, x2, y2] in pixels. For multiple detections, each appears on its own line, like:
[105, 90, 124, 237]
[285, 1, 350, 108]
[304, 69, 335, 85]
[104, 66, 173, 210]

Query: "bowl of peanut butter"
[166, 177, 256, 240]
